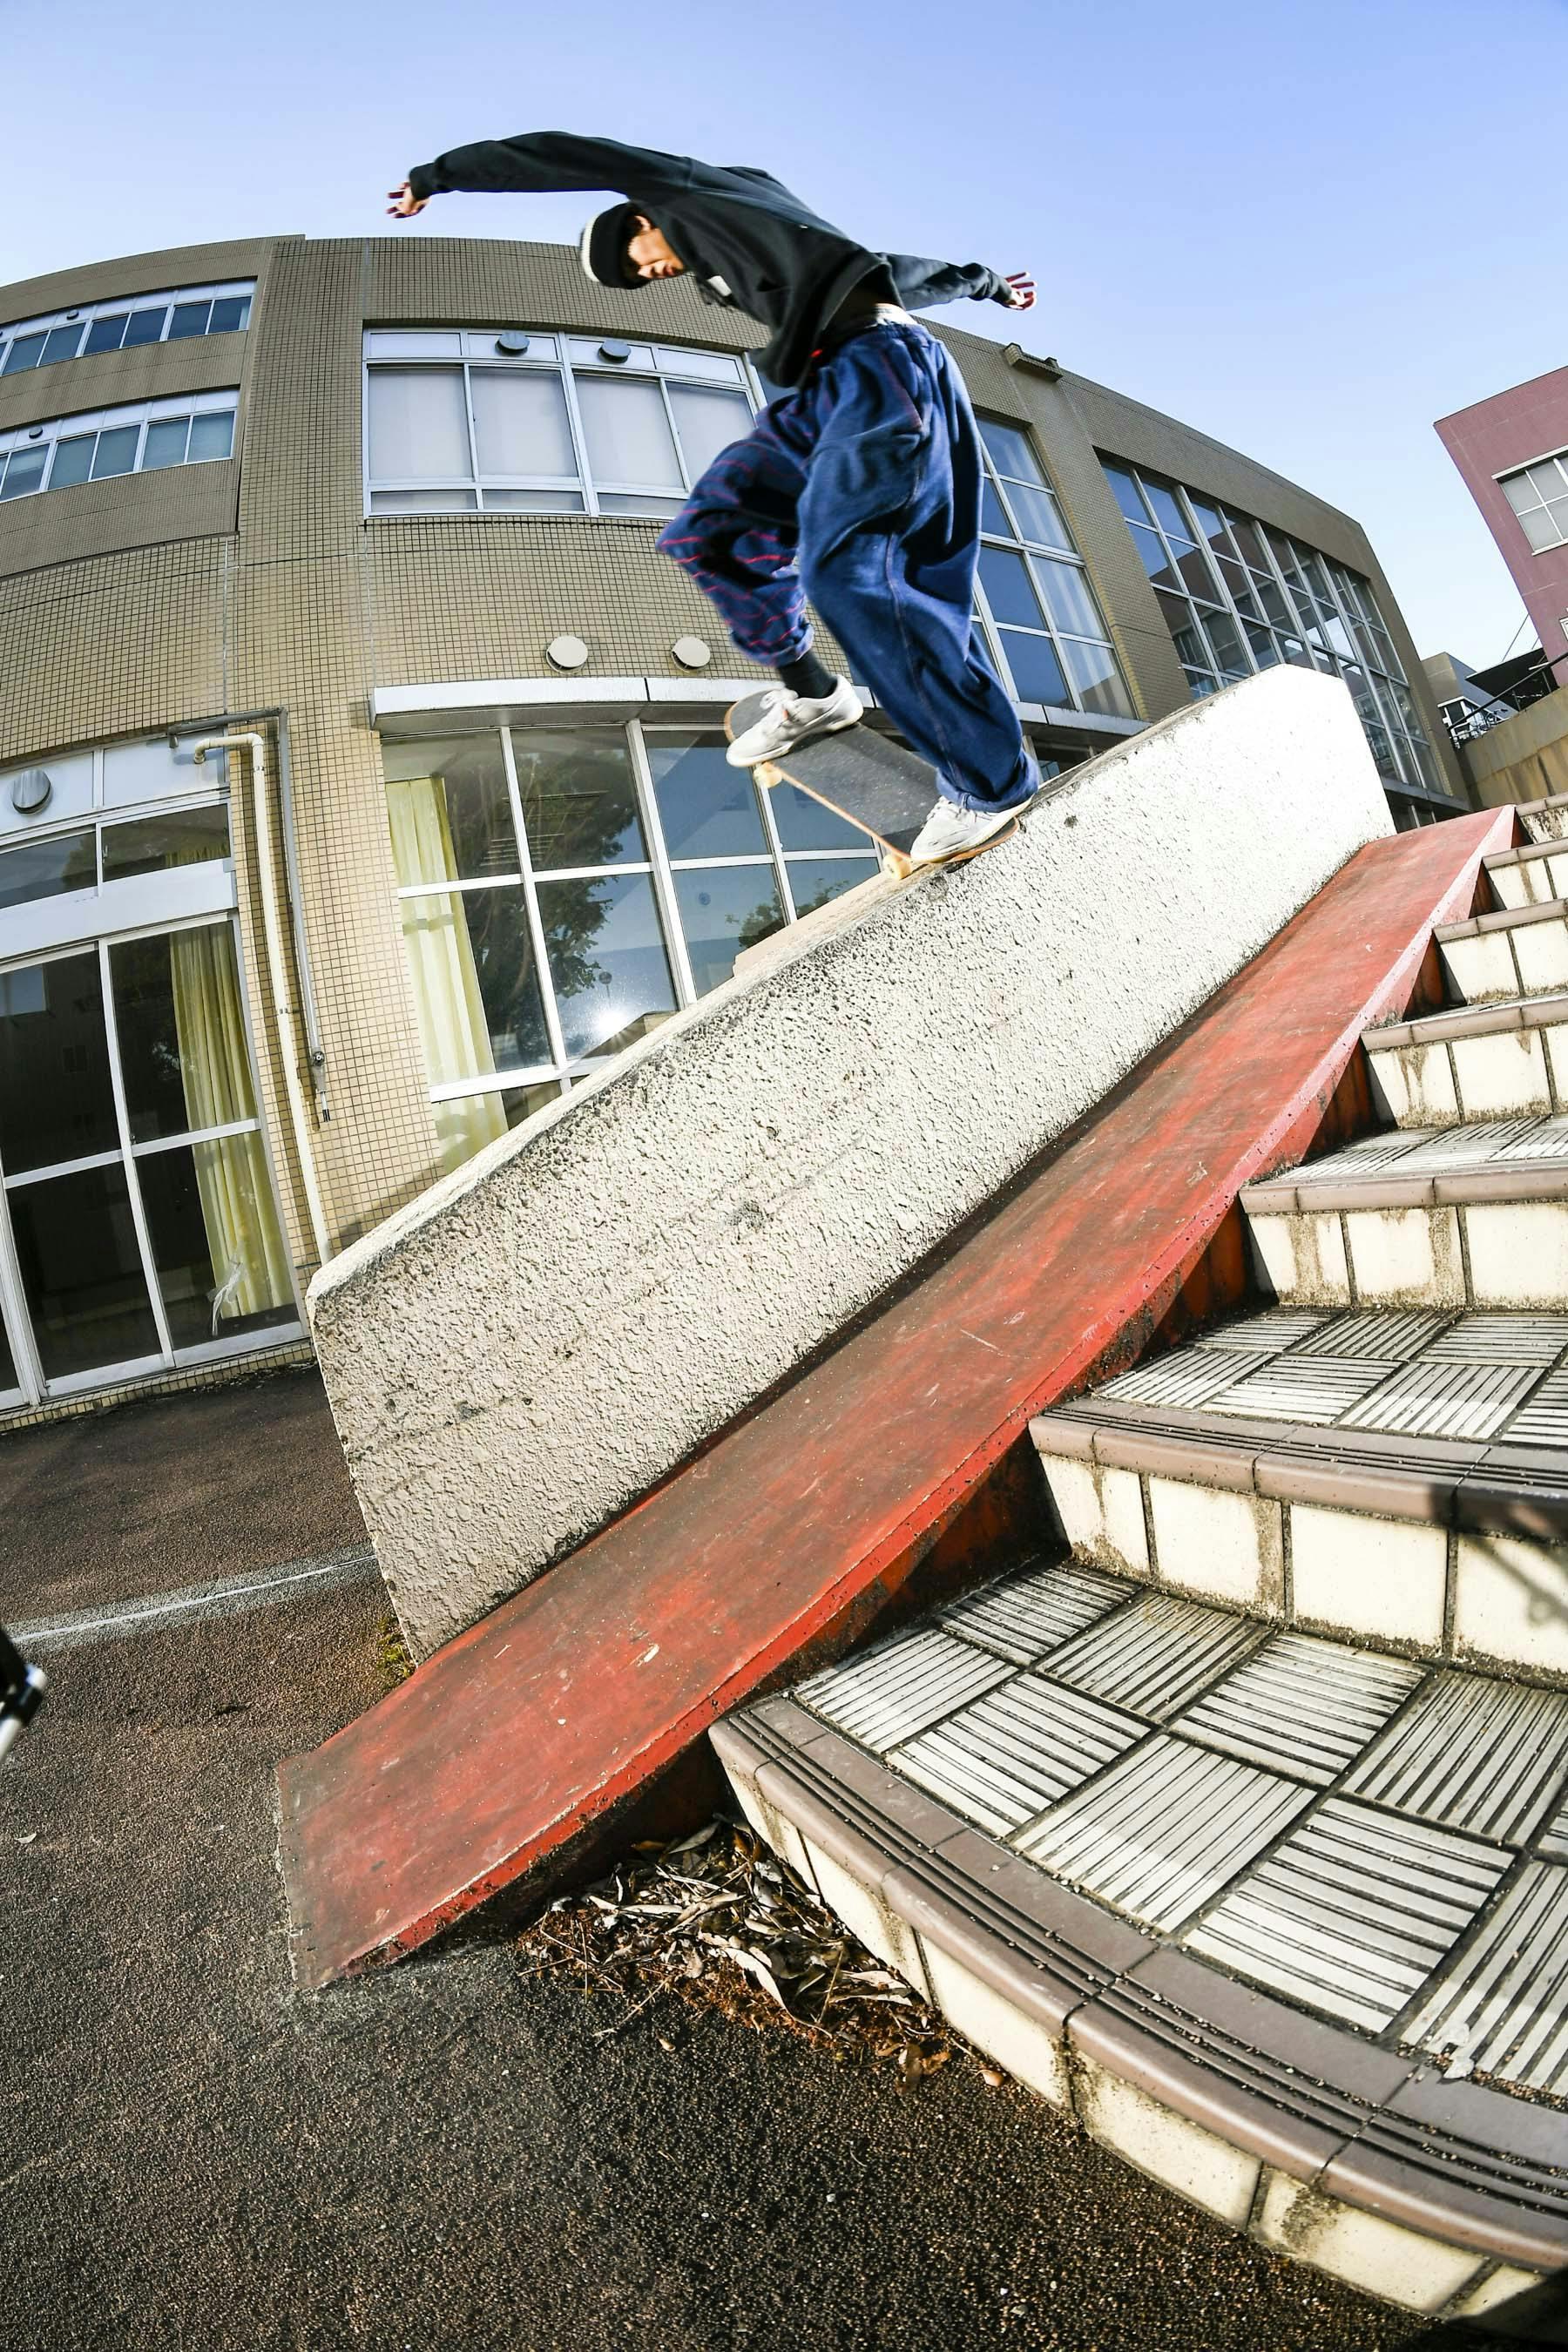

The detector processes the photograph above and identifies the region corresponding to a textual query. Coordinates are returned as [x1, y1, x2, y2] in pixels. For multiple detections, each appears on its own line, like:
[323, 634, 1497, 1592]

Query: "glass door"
[0, 919, 301, 1396]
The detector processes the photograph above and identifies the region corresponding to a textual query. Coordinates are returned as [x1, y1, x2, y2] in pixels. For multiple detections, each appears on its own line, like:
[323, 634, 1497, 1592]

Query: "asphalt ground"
[0, 1370, 1545, 2349]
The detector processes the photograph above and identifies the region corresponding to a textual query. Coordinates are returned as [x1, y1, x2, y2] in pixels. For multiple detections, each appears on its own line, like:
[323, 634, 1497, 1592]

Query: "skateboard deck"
[725, 693, 943, 879]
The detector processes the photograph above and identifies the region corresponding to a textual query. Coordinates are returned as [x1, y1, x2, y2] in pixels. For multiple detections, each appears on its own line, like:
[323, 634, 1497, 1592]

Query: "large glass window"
[0, 923, 295, 1389]
[363, 330, 755, 517]
[0, 393, 237, 502]
[1101, 458, 1449, 808]
[0, 281, 253, 375]
[386, 723, 880, 1167]
[1500, 454, 1568, 556]
[973, 421, 1136, 720]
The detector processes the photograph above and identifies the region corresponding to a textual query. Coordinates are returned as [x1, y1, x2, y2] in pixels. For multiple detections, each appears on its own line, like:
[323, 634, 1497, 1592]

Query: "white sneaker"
[726, 677, 863, 768]
[908, 797, 1021, 867]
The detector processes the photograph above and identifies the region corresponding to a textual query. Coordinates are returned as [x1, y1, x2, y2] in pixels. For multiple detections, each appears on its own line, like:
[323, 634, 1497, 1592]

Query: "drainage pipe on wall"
[191, 731, 333, 1267]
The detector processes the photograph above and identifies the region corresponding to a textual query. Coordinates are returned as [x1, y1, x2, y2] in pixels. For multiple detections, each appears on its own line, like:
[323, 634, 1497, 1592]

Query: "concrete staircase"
[711, 828, 1568, 2319]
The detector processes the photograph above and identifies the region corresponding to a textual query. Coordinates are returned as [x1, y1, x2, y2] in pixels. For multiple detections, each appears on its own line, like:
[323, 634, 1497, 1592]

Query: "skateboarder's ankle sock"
[777, 650, 836, 700]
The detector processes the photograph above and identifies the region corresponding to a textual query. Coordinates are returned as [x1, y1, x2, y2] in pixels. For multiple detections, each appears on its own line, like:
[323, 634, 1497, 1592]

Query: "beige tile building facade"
[0, 233, 1467, 1422]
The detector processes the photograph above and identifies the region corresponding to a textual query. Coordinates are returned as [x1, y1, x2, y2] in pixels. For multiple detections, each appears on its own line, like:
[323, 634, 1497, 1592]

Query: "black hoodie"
[406, 131, 1017, 389]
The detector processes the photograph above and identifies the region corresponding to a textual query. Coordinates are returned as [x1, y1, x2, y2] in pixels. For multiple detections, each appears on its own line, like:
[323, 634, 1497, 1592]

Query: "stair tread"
[1241, 1113, 1568, 1209]
[723, 1619, 1568, 2265]
[1437, 895, 1567, 940]
[1365, 989, 1568, 1050]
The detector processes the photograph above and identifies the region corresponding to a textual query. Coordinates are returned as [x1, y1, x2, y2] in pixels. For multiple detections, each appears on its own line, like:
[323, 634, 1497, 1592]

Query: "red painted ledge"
[279, 807, 1513, 1987]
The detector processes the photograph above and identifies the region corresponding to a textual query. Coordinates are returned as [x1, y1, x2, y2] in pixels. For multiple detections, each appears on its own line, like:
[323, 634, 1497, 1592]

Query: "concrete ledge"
[310, 668, 1391, 1654]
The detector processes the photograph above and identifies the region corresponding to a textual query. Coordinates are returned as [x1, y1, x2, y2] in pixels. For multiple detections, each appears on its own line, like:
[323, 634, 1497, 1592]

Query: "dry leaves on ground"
[516, 1817, 1006, 2087]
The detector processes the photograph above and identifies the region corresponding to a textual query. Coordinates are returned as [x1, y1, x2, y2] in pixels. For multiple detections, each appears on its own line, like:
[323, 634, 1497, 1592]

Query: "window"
[1500, 454, 1568, 556]
[973, 421, 1135, 720]
[0, 283, 253, 374]
[0, 924, 294, 1388]
[1102, 458, 1448, 805]
[363, 330, 756, 517]
[385, 724, 879, 1172]
[0, 393, 236, 502]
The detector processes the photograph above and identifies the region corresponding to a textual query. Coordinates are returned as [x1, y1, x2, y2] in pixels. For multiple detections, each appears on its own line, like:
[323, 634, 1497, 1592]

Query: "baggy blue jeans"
[656, 320, 1036, 814]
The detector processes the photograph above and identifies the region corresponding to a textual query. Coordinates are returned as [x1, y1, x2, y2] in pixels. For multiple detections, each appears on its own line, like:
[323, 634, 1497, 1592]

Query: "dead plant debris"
[517, 1817, 1001, 2086]
[375, 1614, 414, 1690]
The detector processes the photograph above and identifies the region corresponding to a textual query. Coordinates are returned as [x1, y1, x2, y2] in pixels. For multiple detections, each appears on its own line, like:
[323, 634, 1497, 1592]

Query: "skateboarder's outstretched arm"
[389, 130, 779, 214]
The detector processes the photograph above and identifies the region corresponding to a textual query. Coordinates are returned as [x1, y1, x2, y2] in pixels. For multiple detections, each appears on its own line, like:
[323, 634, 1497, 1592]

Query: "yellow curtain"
[169, 923, 294, 1329]
[386, 775, 509, 1166]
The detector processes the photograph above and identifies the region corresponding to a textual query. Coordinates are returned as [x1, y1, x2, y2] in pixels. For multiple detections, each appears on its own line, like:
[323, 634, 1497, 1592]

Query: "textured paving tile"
[1097, 1348, 1253, 1409]
[1205, 1356, 1391, 1423]
[1017, 1734, 1310, 1932]
[1294, 1309, 1454, 1361]
[939, 1560, 1133, 1667]
[1171, 1633, 1421, 1787]
[1405, 1862, 1568, 2094]
[1540, 1788, 1568, 1862]
[1429, 1314, 1568, 1365]
[891, 1674, 1145, 1838]
[794, 1628, 1009, 1752]
[1342, 1358, 1543, 1441]
[1343, 1672, 1568, 1846]
[1397, 1119, 1543, 1169]
[1289, 1134, 1434, 1179]
[1503, 1369, 1568, 1448]
[1497, 1113, 1568, 1162]
[1185, 1798, 1510, 2032]
[1048, 1595, 1267, 1722]
[1190, 1308, 1333, 1353]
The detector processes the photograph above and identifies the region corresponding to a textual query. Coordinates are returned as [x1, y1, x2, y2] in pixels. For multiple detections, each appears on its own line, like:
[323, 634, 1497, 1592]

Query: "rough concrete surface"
[0, 1377, 1433, 2351]
[309, 667, 1391, 1655]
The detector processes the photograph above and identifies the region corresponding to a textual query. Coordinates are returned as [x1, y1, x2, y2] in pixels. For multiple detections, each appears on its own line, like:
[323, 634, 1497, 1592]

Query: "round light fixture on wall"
[495, 331, 531, 356]
[672, 637, 713, 671]
[10, 768, 53, 814]
[547, 634, 590, 672]
[598, 339, 632, 365]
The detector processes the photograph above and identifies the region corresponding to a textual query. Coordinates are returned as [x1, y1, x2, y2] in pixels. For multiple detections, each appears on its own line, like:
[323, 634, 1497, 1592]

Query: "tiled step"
[1436, 897, 1568, 1004]
[1519, 790, 1568, 847]
[1364, 994, 1568, 1128]
[1486, 839, 1568, 911]
[1240, 1119, 1568, 1309]
[1028, 1303, 1568, 1677]
[711, 1564, 1568, 2315]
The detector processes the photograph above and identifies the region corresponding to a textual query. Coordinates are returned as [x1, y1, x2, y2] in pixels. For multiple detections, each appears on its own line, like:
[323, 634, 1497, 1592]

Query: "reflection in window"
[0, 950, 118, 1173]
[383, 738, 516, 883]
[536, 871, 676, 1058]
[431, 1082, 562, 1179]
[137, 1136, 294, 1347]
[397, 890, 551, 1081]
[647, 734, 768, 859]
[1101, 457, 1446, 804]
[0, 397, 237, 501]
[511, 730, 645, 870]
[0, 830, 96, 912]
[0, 283, 252, 374]
[975, 420, 1133, 719]
[9, 1162, 161, 1380]
[101, 805, 231, 882]
[111, 929, 258, 1144]
[672, 867, 785, 994]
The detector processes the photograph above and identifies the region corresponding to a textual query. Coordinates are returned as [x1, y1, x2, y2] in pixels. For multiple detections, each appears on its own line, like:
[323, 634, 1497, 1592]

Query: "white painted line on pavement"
[11, 1543, 380, 1650]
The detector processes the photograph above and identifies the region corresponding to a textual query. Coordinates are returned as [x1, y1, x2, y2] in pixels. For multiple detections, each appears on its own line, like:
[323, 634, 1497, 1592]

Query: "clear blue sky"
[6, 0, 1563, 666]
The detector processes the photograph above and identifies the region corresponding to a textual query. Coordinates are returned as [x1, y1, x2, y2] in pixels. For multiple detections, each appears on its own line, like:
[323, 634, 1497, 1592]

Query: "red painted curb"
[279, 808, 1513, 1986]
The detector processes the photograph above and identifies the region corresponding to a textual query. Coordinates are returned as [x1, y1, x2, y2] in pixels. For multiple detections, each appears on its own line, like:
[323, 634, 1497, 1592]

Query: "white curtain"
[170, 923, 294, 1328]
[387, 775, 510, 1166]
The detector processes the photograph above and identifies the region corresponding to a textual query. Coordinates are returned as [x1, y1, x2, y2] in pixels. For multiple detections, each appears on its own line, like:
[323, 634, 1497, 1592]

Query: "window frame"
[1103, 456, 1449, 807]
[971, 419, 1137, 723]
[0, 390, 238, 503]
[386, 719, 882, 1135]
[0, 281, 253, 375]
[361, 329, 762, 519]
[1497, 451, 1568, 557]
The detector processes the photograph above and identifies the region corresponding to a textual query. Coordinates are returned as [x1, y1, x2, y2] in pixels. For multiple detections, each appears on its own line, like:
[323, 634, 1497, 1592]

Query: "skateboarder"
[389, 132, 1040, 865]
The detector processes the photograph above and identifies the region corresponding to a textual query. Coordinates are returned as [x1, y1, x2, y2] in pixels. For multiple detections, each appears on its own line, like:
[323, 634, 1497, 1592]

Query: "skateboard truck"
[0, 1622, 46, 1767]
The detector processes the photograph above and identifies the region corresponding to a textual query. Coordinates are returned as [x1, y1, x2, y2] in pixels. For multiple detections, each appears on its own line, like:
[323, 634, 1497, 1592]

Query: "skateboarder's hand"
[1002, 272, 1037, 311]
[387, 179, 429, 220]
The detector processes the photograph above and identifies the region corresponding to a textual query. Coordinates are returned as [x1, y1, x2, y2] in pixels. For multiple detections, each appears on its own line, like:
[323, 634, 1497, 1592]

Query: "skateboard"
[724, 693, 1017, 880]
